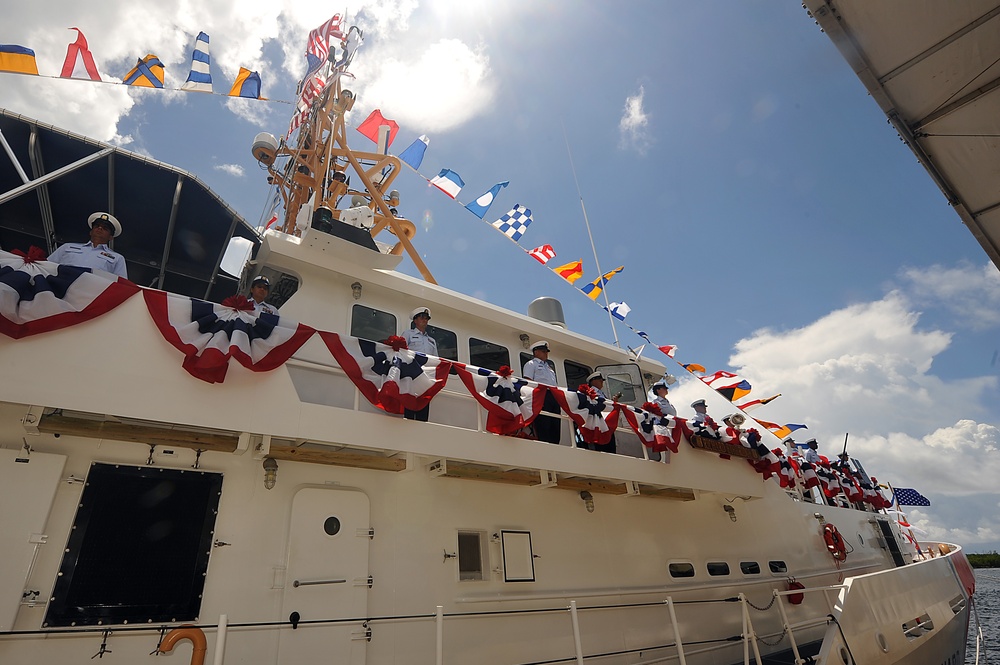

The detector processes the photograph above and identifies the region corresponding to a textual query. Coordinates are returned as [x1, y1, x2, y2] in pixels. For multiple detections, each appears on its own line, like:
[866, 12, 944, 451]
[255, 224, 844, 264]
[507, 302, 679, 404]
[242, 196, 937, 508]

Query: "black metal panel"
[876, 519, 907, 567]
[44, 463, 223, 627]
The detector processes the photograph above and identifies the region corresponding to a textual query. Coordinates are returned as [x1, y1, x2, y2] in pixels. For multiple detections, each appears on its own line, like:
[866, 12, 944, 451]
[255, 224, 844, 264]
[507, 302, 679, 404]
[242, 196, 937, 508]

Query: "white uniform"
[48, 242, 128, 278]
[523, 357, 557, 385]
[403, 327, 438, 355]
[252, 299, 278, 316]
[652, 395, 676, 417]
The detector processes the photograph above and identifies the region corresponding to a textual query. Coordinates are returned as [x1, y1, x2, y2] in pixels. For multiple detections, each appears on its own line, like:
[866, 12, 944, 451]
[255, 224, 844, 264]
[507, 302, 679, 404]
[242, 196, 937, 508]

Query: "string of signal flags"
[0, 28, 284, 102]
[343, 109, 808, 441]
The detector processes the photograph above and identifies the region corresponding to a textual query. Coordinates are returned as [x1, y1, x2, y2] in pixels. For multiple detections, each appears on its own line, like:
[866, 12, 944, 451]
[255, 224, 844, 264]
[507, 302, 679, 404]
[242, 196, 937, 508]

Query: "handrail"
[292, 578, 347, 587]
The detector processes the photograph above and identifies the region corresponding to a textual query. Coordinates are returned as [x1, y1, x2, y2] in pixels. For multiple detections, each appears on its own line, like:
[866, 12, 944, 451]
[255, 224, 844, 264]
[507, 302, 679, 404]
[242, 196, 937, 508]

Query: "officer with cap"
[689, 398, 720, 438]
[402, 306, 438, 421]
[586, 371, 616, 453]
[523, 341, 561, 444]
[48, 212, 128, 278]
[650, 379, 677, 417]
[803, 438, 821, 464]
[248, 276, 278, 315]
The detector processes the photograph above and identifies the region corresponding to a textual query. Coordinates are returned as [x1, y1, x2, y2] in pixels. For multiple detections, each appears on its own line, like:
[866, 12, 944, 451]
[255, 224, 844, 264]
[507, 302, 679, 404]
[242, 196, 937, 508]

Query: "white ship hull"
[0, 231, 974, 665]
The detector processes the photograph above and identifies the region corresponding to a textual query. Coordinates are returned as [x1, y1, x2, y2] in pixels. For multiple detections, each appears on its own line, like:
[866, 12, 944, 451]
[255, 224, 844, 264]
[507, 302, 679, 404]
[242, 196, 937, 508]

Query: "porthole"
[707, 562, 730, 576]
[740, 561, 761, 575]
[768, 560, 788, 574]
[668, 562, 695, 578]
[323, 516, 341, 536]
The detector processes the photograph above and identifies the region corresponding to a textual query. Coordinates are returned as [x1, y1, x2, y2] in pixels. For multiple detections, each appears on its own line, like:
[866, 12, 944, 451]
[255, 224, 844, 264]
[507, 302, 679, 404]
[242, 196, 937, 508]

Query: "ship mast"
[263, 67, 437, 284]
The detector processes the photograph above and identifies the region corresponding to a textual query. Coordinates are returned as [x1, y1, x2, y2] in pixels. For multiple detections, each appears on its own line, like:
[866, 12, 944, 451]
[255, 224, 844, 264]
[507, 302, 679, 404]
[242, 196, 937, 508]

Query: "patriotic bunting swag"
[550, 384, 621, 445]
[0, 248, 139, 339]
[143, 291, 315, 383]
[320, 332, 452, 414]
[453, 364, 544, 435]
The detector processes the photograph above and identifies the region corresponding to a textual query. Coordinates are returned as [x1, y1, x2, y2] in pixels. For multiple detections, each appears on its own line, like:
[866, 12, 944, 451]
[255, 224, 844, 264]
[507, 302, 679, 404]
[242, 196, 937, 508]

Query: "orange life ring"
[823, 523, 847, 561]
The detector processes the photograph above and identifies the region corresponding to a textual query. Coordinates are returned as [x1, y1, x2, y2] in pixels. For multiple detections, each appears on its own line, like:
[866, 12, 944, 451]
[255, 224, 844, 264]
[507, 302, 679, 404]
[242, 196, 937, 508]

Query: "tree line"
[966, 551, 1000, 568]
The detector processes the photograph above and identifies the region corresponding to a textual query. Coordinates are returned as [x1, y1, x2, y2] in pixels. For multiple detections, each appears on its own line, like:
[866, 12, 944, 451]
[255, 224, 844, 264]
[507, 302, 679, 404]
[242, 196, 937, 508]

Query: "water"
[968, 568, 1000, 664]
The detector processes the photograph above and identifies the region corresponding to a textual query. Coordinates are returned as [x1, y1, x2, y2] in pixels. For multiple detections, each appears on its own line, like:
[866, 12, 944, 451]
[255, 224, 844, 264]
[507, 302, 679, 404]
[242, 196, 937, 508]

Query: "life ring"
[823, 523, 847, 561]
[787, 579, 805, 605]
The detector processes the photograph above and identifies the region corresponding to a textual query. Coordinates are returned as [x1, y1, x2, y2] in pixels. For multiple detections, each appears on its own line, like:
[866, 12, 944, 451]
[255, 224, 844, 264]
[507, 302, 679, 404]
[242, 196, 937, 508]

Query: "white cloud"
[618, 85, 652, 155]
[897, 262, 1000, 330]
[351, 38, 494, 133]
[214, 163, 246, 177]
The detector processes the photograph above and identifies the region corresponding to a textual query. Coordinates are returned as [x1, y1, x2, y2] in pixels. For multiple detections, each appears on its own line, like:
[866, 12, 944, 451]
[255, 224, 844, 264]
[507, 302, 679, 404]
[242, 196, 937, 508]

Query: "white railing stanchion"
[436, 605, 444, 665]
[773, 591, 804, 665]
[569, 600, 585, 665]
[213, 613, 228, 665]
[664, 597, 687, 665]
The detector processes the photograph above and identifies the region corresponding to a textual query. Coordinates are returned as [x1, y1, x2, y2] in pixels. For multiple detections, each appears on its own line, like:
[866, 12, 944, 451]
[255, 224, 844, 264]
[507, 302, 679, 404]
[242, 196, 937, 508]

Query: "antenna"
[561, 122, 620, 348]
[842, 432, 849, 456]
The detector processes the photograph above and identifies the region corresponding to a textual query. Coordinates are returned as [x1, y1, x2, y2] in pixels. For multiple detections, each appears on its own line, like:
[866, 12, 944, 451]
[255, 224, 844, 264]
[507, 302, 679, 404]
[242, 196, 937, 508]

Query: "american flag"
[893, 487, 931, 506]
[304, 14, 343, 79]
[527, 244, 556, 264]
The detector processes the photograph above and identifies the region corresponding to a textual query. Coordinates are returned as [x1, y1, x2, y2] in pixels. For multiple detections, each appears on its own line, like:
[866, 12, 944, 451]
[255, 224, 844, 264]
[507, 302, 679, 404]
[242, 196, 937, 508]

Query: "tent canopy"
[805, 0, 1000, 270]
[0, 108, 260, 301]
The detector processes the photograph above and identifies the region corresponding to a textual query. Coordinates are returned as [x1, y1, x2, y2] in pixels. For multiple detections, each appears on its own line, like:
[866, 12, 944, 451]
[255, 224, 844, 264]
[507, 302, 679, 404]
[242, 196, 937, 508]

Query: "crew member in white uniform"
[586, 371, 616, 453]
[402, 306, 437, 421]
[47, 212, 128, 278]
[523, 340, 560, 444]
[248, 276, 278, 315]
[650, 379, 677, 417]
[803, 438, 821, 464]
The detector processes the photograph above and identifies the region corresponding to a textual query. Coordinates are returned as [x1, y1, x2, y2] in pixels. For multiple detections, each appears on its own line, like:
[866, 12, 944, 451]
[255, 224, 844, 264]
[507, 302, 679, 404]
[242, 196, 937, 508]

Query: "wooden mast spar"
[270, 75, 437, 284]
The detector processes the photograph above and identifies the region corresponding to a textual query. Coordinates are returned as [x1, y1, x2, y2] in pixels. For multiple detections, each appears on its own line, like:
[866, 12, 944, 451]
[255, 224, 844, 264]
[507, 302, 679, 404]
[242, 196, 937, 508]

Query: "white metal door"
[278, 487, 370, 665]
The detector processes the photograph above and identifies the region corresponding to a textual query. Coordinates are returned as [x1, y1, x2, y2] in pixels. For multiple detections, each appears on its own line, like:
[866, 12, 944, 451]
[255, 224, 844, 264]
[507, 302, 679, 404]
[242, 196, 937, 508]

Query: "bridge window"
[470, 338, 510, 372]
[351, 304, 396, 343]
[428, 325, 458, 361]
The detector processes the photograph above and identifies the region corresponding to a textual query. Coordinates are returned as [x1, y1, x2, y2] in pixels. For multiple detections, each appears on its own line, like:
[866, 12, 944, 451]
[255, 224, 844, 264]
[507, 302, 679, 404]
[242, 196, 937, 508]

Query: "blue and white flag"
[492, 204, 532, 242]
[430, 168, 464, 198]
[465, 181, 509, 219]
[399, 135, 429, 169]
[181, 32, 212, 93]
[608, 301, 631, 320]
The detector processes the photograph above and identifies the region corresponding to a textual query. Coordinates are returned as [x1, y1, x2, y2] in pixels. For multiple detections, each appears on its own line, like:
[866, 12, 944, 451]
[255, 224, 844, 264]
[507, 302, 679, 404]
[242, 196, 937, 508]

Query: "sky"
[2, 0, 998, 550]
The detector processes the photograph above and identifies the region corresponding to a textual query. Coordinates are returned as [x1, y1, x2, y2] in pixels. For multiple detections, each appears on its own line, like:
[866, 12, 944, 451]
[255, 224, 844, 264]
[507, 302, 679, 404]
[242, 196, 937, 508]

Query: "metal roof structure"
[804, 0, 1000, 271]
[0, 108, 261, 301]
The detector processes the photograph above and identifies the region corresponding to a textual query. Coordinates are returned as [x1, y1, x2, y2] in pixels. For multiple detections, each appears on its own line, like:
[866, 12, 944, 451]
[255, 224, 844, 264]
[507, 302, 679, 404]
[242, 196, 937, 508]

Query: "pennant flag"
[702, 370, 739, 387]
[682, 363, 706, 374]
[430, 169, 465, 198]
[759, 422, 807, 439]
[465, 181, 509, 219]
[491, 204, 533, 241]
[608, 302, 631, 320]
[304, 13, 343, 80]
[357, 109, 400, 148]
[320, 332, 452, 414]
[60, 28, 101, 81]
[553, 260, 584, 284]
[123, 54, 165, 88]
[0, 45, 39, 75]
[0, 248, 139, 339]
[736, 394, 780, 411]
[657, 345, 677, 358]
[528, 244, 557, 265]
[228, 67, 262, 99]
[454, 365, 544, 435]
[580, 266, 624, 301]
[263, 189, 281, 231]
[143, 291, 315, 384]
[636, 330, 652, 343]
[399, 135, 429, 170]
[893, 487, 931, 506]
[716, 379, 752, 402]
[181, 32, 212, 92]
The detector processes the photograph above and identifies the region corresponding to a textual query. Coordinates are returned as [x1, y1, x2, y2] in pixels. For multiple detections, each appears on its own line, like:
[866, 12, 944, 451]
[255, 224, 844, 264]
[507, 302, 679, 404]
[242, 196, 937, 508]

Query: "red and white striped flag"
[527, 244, 556, 264]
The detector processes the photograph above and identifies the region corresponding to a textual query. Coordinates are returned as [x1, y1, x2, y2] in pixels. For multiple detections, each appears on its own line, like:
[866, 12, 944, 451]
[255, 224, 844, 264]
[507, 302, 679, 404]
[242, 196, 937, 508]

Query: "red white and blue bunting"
[0, 248, 139, 339]
[453, 364, 544, 435]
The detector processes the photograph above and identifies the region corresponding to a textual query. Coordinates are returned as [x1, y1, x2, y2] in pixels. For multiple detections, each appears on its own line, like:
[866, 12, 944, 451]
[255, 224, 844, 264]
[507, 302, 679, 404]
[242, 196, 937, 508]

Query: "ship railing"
[760, 584, 846, 665]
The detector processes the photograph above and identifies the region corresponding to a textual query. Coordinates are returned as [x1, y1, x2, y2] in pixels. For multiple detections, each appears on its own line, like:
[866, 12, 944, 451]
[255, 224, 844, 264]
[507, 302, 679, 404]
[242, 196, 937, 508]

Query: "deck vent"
[527, 297, 566, 328]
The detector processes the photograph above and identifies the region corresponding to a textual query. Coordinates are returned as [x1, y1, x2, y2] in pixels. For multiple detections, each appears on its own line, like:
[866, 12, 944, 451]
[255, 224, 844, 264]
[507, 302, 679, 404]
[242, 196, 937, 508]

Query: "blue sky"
[2, 0, 999, 548]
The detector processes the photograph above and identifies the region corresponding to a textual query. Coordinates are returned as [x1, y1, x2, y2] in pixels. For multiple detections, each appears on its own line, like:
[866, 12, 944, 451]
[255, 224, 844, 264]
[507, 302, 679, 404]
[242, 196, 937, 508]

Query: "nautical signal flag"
[716, 379, 752, 402]
[682, 363, 706, 374]
[893, 487, 931, 506]
[553, 260, 584, 284]
[658, 345, 677, 358]
[736, 394, 780, 411]
[60, 29, 101, 81]
[430, 169, 465, 199]
[357, 109, 400, 148]
[580, 266, 624, 301]
[760, 422, 807, 439]
[228, 67, 262, 99]
[399, 135, 429, 170]
[492, 205, 532, 242]
[608, 302, 631, 320]
[181, 32, 212, 93]
[528, 244, 557, 264]
[0, 45, 39, 75]
[465, 181, 509, 219]
[123, 54, 165, 88]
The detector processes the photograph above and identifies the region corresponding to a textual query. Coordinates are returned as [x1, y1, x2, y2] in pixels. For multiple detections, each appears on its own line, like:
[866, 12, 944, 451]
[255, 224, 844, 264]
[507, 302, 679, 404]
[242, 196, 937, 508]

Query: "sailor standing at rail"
[586, 371, 616, 454]
[47, 212, 128, 278]
[248, 276, 278, 315]
[523, 341, 561, 444]
[402, 306, 437, 422]
[649, 379, 677, 417]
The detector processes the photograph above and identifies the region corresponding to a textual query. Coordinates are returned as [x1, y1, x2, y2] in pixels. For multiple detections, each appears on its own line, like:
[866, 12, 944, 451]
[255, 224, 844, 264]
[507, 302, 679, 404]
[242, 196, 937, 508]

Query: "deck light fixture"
[580, 491, 595, 513]
[351, 282, 363, 300]
[519, 334, 530, 349]
[262, 457, 278, 490]
[723, 504, 737, 522]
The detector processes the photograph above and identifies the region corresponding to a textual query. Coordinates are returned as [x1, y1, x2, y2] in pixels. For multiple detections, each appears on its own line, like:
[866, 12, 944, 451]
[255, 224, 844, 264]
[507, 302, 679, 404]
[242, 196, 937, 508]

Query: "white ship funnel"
[527, 297, 566, 328]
